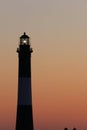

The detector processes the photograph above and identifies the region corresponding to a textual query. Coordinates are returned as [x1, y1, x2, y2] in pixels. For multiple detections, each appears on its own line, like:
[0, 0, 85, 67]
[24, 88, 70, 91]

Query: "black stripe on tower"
[19, 45, 31, 77]
[16, 106, 33, 130]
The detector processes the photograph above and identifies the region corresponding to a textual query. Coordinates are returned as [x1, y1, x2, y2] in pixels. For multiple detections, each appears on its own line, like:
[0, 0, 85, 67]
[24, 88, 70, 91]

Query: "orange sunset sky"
[0, 0, 87, 130]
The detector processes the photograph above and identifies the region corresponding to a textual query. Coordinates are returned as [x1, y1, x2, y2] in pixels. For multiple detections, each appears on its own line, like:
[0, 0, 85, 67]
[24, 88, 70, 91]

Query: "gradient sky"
[0, 0, 87, 130]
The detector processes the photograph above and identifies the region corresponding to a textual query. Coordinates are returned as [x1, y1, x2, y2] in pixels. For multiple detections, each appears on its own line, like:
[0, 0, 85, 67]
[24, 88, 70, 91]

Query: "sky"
[0, 0, 87, 130]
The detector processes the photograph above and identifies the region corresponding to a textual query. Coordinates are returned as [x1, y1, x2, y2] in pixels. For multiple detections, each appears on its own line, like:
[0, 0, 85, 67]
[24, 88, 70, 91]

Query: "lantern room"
[20, 32, 30, 45]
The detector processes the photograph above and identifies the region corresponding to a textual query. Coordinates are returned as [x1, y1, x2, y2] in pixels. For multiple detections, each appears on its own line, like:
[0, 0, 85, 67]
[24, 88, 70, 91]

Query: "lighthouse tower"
[16, 32, 34, 130]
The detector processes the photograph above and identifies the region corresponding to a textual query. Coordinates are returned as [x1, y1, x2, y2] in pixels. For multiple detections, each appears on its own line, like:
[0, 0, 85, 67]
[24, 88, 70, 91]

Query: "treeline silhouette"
[64, 128, 76, 130]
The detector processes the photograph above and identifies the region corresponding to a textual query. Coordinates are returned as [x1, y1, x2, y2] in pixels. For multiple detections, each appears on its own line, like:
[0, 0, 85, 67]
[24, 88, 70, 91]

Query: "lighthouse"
[16, 32, 34, 130]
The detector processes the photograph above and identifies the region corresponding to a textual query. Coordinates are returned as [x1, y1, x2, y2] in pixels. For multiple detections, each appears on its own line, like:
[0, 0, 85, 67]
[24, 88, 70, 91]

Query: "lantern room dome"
[20, 32, 29, 39]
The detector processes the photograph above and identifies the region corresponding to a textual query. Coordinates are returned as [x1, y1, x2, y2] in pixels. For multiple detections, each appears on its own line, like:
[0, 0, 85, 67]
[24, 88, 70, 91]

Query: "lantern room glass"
[20, 38, 29, 45]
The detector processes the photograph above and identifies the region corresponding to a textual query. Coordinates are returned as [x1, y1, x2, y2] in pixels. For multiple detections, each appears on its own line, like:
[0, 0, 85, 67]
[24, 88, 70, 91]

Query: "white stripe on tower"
[18, 78, 32, 105]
